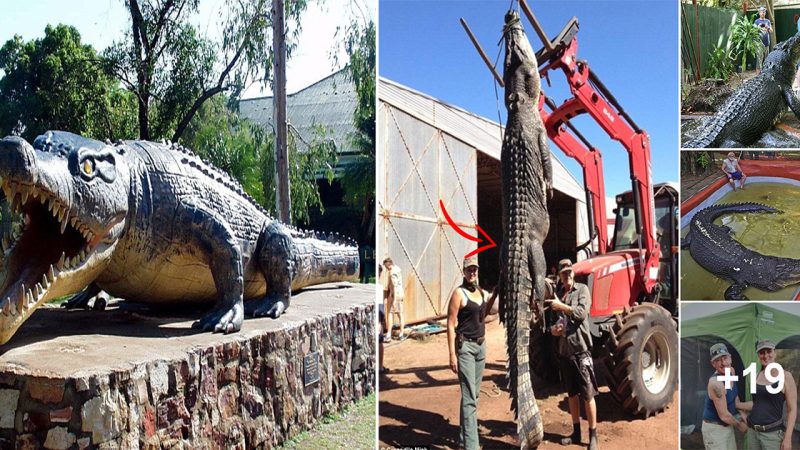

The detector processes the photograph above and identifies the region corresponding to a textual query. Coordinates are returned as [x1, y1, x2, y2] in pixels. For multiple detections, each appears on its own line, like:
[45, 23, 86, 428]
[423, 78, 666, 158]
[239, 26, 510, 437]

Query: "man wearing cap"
[722, 152, 747, 191]
[547, 259, 599, 450]
[447, 255, 498, 450]
[746, 339, 796, 450]
[703, 343, 751, 450]
[754, 7, 773, 73]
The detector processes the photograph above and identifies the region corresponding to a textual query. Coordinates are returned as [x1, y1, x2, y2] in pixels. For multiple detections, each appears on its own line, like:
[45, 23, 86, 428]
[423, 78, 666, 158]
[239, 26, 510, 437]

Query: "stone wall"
[0, 301, 374, 449]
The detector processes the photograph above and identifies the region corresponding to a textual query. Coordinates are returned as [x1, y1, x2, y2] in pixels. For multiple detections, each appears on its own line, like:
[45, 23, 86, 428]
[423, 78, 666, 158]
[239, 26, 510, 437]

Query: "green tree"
[182, 95, 337, 223]
[261, 125, 338, 223]
[332, 7, 375, 243]
[181, 95, 266, 204]
[0, 24, 136, 141]
[107, 0, 309, 142]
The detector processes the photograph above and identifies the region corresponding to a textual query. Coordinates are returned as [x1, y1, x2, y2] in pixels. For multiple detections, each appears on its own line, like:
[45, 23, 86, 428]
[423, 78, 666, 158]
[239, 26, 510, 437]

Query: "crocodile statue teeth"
[682, 202, 800, 299]
[685, 33, 800, 148]
[500, 10, 550, 448]
[0, 131, 359, 345]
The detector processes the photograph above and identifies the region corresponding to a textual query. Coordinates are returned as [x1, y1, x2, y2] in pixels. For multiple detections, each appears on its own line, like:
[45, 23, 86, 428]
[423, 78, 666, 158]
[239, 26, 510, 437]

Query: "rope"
[502, 10, 522, 36]
[481, 381, 502, 398]
[494, 44, 505, 143]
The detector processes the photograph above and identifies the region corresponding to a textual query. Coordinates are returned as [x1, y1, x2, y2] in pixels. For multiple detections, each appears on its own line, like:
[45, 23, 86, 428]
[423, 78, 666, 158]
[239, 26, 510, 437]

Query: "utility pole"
[273, 0, 291, 223]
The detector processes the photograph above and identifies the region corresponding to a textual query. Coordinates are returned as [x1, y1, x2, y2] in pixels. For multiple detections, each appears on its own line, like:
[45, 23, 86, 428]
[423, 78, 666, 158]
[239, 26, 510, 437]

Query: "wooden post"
[694, 0, 701, 80]
[273, 0, 291, 223]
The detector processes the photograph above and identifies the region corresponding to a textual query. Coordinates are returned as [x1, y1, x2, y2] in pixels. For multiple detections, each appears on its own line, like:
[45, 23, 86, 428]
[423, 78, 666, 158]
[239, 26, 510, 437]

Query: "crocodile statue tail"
[290, 230, 360, 290]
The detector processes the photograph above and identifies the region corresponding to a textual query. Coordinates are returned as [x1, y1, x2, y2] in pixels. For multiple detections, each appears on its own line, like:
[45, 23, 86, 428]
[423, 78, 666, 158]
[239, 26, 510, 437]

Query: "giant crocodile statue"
[0, 131, 359, 345]
[682, 202, 800, 299]
[685, 33, 800, 148]
[499, 10, 550, 448]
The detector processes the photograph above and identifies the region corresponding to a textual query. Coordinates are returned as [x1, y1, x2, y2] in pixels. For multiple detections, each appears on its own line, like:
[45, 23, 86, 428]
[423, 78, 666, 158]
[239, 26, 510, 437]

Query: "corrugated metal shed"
[378, 77, 589, 324]
[379, 79, 585, 200]
[239, 69, 357, 155]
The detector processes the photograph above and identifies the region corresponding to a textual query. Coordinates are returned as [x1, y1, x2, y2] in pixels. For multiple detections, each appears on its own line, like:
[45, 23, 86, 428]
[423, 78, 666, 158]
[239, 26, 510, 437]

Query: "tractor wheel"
[604, 303, 678, 417]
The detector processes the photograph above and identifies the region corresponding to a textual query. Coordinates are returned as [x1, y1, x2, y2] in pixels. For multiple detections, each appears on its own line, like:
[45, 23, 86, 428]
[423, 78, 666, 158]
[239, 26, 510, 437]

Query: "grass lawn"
[279, 392, 376, 449]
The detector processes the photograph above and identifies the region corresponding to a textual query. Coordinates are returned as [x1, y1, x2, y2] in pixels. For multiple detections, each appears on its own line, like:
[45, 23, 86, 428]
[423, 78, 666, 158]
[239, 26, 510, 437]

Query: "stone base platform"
[0, 283, 376, 449]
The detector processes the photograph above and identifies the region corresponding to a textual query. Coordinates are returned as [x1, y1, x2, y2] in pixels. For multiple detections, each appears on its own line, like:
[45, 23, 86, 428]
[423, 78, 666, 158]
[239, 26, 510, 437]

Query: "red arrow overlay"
[439, 199, 497, 258]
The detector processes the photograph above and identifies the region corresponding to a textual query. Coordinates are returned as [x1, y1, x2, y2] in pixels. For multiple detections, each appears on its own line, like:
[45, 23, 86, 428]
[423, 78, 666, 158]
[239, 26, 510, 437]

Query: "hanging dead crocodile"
[0, 131, 359, 345]
[685, 33, 800, 148]
[499, 10, 551, 448]
[682, 202, 800, 299]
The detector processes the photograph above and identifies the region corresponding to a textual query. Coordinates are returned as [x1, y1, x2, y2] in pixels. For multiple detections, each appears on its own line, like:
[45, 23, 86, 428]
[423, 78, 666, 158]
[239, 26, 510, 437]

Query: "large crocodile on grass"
[0, 131, 359, 345]
[686, 33, 800, 148]
[682, 202, 800, 299]
[499, 10, 550, 448]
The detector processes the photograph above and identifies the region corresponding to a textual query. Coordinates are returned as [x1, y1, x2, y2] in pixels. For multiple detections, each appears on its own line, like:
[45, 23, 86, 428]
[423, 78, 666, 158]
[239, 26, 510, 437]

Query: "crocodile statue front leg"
[61, 282, 102, 309]
[246, 221, 298, 319]
[184, 202, 245, 333]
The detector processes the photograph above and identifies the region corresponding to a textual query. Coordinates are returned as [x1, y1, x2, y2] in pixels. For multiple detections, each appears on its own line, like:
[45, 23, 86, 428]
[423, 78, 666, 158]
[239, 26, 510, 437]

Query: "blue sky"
[379, 0, 679, 198]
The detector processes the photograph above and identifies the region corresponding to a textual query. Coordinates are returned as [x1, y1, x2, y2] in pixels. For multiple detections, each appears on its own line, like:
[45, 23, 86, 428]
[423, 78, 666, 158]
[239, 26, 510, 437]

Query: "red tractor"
[463, 2, 679, 417]
[536, 7, 678, 416]
[535, 13, 679, 416]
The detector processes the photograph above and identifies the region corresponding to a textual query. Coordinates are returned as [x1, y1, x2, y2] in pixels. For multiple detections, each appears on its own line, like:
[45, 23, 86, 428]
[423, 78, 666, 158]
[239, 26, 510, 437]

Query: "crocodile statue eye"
[82, 158, 95, 176]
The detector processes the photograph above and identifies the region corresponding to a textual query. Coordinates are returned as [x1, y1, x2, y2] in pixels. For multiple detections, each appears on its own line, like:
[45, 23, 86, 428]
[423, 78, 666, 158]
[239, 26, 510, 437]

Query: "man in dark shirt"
[548, 260, 598, 450]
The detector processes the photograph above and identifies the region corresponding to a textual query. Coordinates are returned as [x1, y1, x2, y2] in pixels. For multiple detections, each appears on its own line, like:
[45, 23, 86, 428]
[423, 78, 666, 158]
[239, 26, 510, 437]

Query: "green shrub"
[704, 45, 734, 81]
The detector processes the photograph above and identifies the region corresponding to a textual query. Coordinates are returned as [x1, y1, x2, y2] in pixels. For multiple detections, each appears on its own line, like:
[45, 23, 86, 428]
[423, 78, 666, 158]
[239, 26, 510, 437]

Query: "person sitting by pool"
[722, 152, 747, 191]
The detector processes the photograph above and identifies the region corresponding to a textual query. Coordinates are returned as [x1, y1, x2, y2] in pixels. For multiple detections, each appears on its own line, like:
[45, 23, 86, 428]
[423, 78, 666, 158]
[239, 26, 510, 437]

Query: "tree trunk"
[766, 0, 776, 51]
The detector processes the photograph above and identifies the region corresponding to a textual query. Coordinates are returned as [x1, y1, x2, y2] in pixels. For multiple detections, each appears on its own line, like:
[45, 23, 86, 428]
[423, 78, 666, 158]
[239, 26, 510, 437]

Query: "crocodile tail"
[290, 231, 360, 289]
[684, 116, 720, 148]
[695, 202, 782, 223]
[501, 226, 543, 448]
[685, 76, 766, 149]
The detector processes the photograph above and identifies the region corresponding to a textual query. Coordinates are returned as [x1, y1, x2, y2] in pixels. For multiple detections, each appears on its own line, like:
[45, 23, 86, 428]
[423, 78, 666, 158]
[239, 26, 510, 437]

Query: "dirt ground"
[378, 318, 678, 449]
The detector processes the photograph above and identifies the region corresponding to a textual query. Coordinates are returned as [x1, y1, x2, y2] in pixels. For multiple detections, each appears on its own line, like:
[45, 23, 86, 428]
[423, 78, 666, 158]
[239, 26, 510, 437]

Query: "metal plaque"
[303, 352, 320, 386]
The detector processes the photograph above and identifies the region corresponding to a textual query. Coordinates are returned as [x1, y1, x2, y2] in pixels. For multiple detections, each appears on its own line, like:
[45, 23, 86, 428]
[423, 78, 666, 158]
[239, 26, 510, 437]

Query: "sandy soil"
[378, 319, 678, 449]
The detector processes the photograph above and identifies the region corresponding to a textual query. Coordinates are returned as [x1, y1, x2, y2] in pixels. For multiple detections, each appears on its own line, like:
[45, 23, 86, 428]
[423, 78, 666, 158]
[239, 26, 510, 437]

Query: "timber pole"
[273, 0, 291, 223]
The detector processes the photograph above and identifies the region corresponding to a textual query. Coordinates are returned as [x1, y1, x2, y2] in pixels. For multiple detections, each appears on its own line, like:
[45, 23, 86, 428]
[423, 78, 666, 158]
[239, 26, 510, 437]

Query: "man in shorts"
[722, 152, 747, 191]
[547, 260, 599, 450]
[382, 257, 406, 342]
[702, 343, 750, 449]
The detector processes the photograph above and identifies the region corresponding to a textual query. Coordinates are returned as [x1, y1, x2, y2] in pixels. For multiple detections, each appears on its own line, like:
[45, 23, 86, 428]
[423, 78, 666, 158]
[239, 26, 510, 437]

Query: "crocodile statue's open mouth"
[0, 177, 99, 309]
[0, 176, 118, 344]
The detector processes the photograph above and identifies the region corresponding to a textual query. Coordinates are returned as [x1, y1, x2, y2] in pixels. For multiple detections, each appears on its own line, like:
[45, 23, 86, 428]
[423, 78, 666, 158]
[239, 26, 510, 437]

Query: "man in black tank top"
[547, 260, 599, 450]
[746, 339, 797, 450]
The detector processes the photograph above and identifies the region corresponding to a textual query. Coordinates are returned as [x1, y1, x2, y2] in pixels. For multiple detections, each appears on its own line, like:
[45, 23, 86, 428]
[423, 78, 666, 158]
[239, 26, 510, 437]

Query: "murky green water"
[681, 182, 800, 300]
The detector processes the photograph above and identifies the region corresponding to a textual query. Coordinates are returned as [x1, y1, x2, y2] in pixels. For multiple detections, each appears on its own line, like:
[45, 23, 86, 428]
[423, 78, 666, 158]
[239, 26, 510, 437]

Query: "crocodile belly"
[96, 253, 267, 304]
